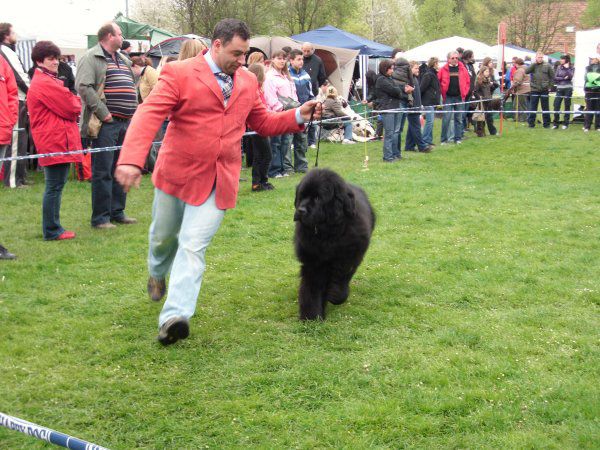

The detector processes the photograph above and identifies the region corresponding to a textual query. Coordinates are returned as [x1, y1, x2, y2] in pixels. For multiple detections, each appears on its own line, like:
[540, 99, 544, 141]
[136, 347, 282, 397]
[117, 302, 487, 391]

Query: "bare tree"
[505, 0, 563, 53]
[132, 0, 181, 33]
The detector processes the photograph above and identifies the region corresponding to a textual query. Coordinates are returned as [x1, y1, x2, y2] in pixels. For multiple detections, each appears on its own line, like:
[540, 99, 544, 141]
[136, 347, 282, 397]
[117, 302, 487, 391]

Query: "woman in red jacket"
[27, 41, 83, 240]
[0, 56, 19, 258]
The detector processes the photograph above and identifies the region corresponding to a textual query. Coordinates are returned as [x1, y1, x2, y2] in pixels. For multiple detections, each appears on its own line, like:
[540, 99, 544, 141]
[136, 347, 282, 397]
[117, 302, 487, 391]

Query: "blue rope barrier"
[0, 412, 109, 450]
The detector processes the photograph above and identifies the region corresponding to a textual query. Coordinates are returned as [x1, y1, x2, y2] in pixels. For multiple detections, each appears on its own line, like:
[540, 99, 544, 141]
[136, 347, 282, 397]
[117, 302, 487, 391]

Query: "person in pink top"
[263, 50, 298, 178]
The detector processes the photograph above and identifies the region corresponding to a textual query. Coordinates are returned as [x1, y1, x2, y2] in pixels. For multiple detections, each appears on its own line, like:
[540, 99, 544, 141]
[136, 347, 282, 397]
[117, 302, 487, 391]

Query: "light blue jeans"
[148, 188, 225, 328]
[381, 112, 401, 161]
[422, 106, 435, 145]
[441, 96, 464, 143]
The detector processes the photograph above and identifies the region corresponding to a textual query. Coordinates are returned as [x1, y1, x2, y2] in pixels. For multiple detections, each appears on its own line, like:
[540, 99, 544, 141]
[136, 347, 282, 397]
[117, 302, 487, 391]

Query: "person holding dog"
[115, 19, 321, 345]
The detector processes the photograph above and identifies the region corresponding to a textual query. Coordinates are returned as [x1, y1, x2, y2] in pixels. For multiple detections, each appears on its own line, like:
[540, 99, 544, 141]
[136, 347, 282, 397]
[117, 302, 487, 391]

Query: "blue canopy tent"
[292, 25, 393, 100]
[291, 25, 393, 57]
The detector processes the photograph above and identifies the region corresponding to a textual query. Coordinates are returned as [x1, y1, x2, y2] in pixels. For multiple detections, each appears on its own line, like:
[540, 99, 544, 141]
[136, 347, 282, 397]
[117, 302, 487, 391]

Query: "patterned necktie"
[215, 72, 233, 103]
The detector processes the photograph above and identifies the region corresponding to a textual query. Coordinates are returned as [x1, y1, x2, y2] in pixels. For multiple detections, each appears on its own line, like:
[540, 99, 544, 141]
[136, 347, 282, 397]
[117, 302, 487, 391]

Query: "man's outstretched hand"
[299, 100, 323, 122]
[115, 164, 142, 193]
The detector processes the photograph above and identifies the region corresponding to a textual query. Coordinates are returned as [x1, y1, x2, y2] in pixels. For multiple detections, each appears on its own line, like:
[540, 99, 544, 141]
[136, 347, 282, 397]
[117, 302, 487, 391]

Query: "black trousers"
[91, 120, 129, 226]
[528, 91, 550, 127]
[3, 100, 29, 188]
[249, 134, 272, 185]
[584, 91, 600, 130]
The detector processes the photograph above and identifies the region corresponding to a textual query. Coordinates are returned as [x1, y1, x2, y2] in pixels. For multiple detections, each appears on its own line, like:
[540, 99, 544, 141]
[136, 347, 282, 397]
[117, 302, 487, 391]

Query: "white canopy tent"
[574, 28, 600, 94]
[402, 36, 494, 63]
[491, 44, 536, 64]
[249, 36, 359, 100]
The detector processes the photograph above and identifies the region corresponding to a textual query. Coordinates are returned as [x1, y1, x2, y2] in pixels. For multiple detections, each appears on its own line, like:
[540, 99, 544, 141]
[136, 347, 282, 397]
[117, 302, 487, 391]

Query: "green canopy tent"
[547, 51, 575, 63]
[87, 13, 175, 48]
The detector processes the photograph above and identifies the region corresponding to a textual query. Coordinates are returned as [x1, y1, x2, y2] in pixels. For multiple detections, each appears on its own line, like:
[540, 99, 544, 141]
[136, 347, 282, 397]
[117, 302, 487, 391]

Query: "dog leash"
[306, 102, 323, 168]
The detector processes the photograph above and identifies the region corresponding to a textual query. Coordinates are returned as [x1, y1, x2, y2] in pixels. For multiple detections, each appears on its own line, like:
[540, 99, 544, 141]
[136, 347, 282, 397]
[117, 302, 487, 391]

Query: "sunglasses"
[450, 57, 458, 60]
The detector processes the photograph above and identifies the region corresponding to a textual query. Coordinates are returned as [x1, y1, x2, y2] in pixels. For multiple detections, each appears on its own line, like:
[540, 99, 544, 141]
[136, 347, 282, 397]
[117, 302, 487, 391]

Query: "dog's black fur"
[293, 168, 375, 320]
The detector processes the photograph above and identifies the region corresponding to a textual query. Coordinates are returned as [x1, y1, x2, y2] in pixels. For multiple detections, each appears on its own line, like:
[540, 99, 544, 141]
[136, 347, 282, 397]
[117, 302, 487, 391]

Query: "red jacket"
[438, 61, 471, 101]
[118, 54, 304, 209]
[0, 56, 18, 144]
[26, 69, 83, 166]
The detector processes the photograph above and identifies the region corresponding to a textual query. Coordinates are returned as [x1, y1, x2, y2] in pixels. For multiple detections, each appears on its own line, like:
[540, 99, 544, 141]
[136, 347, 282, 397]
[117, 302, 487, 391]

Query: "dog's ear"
[342, 189, 356, 218]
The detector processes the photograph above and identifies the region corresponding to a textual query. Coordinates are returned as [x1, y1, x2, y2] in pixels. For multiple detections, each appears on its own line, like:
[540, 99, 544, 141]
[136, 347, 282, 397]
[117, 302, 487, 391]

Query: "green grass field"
[1, 123, 599, 449]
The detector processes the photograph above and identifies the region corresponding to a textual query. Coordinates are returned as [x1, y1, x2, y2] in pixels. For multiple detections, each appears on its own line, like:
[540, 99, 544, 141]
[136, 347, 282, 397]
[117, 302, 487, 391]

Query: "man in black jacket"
[419, 57, 441, 146]
[460, 50, 476, 133]
[302, 42, 327, 148]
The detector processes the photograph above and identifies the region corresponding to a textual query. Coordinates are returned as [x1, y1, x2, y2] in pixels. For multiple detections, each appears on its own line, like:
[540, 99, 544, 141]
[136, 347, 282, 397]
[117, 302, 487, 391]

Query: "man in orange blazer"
[116, 19, 322, 345]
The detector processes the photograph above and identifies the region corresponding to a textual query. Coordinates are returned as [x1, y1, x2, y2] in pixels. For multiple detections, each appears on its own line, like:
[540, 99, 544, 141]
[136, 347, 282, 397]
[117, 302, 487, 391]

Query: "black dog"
[293, 168, 375, 320]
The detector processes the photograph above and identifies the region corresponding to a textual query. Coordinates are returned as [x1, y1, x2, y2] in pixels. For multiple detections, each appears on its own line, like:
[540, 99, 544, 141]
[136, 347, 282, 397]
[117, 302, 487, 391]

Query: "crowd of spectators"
[367, 46, 600, 161]
[0, 18, 599, 258]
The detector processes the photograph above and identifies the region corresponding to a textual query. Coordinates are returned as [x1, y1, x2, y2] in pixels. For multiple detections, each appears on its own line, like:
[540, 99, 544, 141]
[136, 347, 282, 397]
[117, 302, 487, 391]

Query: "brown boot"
[147, 276, 166, 302]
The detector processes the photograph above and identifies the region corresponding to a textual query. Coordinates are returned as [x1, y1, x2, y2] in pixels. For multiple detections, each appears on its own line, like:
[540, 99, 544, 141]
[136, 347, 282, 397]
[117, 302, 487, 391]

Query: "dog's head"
[294, 169, 356, 229]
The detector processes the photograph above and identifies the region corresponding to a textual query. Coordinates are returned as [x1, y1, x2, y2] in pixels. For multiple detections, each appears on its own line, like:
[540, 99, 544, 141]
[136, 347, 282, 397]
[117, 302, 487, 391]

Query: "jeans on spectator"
[91, 120, 129, 226]
[584, 91, 600, 130]
[441, 96, 464, 143]
[42, 163, 70, 240]
[292, 131, 309, 172]
[528, 91, 550, 127]
[422, 106, 435, 145]
[382, 112, 401, 161]
[342, 121, 353, 140]
[268, 134, 293, 177]
[405, 111, 429, 150]
[148, 188, 225, 328]
[307, 124, 317, 146]
[250, 134, 271, 185]
[553, 88, 573, 126]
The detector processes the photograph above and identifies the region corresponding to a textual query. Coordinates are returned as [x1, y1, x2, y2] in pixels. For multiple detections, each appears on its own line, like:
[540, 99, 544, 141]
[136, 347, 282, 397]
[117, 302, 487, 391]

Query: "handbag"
[277, 94, 300, 110]
[472, 101, 486, 122]
[87, 83, 105, 139]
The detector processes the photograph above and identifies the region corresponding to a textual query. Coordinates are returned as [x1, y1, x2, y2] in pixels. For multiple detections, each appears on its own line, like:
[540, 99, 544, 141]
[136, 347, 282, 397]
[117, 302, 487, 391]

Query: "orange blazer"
[118, 54, 304, 208]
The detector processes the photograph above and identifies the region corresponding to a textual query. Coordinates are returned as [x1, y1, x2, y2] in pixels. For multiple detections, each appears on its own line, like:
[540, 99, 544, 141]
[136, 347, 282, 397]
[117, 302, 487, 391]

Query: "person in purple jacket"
[552, 54, 575, 129]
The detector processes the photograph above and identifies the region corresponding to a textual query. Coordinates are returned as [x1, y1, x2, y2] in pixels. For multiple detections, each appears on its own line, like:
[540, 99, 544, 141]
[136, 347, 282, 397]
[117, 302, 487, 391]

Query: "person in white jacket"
[0, 23, 30, 188]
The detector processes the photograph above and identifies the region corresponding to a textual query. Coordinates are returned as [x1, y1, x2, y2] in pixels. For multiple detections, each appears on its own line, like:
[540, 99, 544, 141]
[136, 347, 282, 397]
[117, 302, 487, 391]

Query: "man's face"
[536, 53, 544, 64]
[5, 26, 17, 44]
[411, 65, 419, 76]
[448, 53, 459, 66]
[107, 25, 123, 52]
[213, 35, 249, 75]
[291, 55, 303, 70]
[302, 45, 313, 58]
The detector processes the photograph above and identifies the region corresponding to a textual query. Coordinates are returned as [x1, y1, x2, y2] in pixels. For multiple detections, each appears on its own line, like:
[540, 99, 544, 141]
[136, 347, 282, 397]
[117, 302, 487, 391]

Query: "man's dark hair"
[391, 47, 403, 57]
[379, 59, 393, 76]
[212, 18, 250, 46]
[462, 49, 473, 60]
[31, 41, 61, 63]
[97, 23, 116, 42]
[289, 49, 303, 60]
[0, 23, 12, 43]
[121, 40, 131, 51]
[281, 46, 292, 56]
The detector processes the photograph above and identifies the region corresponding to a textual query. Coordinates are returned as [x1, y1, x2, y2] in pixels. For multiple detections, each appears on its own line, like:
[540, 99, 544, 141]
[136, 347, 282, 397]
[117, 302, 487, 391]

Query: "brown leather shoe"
[147, 276, 166, 302]
[112, 216, 138, 225]
[93, 222, 117, 229]
[157, 316, 189, 346]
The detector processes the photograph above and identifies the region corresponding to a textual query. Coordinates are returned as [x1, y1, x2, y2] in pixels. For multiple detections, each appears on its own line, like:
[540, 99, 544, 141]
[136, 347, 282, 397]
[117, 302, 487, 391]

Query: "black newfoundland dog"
[293, 168, 375, 320]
